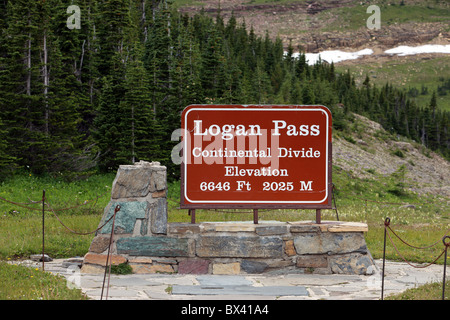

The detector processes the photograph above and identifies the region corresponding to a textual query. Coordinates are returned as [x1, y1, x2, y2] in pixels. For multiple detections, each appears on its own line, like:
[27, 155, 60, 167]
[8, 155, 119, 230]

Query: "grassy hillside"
[319, 2, 449, 32]
[336, 55, 450, 111]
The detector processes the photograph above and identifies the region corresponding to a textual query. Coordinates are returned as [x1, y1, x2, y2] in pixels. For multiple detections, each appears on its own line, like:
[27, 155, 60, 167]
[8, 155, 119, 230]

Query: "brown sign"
[180, 105, 332, 209]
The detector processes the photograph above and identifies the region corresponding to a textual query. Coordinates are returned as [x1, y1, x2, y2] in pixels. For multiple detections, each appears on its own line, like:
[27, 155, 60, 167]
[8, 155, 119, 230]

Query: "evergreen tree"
[0, 0, 15, 174]
[426, 92, 439, 150]
[1, 0, 449, 178]
[302, 83, 315, 105]
[120, 43, 154, 163]
[0, 0, 47, 172]
[0, 117, 16, 176]
[144, 4, 173, 115]
[253, 60, 272, 104]
[96, 0, 132, 75]
[294, 52, 309, 81]
[275, 71, 292, 104]
[93, 71, 127, 171]
[199, 19, 226, 101]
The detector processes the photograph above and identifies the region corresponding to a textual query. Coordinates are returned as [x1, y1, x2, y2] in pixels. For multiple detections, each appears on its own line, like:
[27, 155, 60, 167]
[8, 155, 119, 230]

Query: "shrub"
[110, 262, 133, 275]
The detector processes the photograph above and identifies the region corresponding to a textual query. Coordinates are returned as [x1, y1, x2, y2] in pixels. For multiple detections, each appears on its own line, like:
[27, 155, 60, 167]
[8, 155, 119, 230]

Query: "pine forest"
[0, 0, 448, 181]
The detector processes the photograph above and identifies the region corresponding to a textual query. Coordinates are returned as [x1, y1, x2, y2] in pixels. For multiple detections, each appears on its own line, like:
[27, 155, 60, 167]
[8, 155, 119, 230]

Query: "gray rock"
[30, 254, 52, 262]
[62, 257, 83, 268]
[150, 198, 167, 234]
[290, 224, 321, 233]
[88, 236, 111, 253]
[294, 232, 366, 255]
[111, 166, 153, 199]
[171, 285, 309, 296]
[150, 171, 166, 192]
[255, 225, 288, 236]
[196, 275, 253, 287]
[241, 260, 268, 273]
[329, 253, 375, 275]
[196, 236, 283, 258]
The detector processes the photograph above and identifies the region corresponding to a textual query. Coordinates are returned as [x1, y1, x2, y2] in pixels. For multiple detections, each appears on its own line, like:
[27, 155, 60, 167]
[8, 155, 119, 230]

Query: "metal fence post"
[381, 217, 390, 300]
[42, 190, 46, 271]
[101, 205, 121, 300]
[443, 236, 449, 300]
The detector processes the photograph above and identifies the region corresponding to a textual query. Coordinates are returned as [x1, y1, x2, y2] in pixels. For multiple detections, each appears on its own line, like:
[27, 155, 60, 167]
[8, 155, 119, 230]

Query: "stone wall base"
[82, 162, 376, 276]
[82, 220, 376, 275]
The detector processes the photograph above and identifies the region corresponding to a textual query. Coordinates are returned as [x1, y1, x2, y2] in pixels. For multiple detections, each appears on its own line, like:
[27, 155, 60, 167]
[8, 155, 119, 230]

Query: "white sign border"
[183, 106, 330, 204]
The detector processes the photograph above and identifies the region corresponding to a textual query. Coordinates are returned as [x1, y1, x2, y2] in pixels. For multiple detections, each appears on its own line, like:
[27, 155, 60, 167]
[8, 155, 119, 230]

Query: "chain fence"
[0, 186, 449, 300]
[382, 217, 449, 300]
[0, 189, 119, 300]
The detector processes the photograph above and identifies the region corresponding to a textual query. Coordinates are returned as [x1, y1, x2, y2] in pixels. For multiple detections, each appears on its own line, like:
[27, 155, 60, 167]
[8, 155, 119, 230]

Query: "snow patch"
[384, 44, 450, 56]
[286, 45, 450, 65]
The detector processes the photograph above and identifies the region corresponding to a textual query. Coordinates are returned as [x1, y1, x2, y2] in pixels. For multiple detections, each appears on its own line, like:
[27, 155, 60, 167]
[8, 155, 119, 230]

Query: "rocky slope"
[333, 113, 449, 198]
[177, 0, 450, 52]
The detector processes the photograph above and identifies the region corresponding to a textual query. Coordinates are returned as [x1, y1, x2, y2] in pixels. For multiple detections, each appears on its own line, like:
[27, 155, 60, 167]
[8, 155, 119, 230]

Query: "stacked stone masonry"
[82, 161, 376, 275]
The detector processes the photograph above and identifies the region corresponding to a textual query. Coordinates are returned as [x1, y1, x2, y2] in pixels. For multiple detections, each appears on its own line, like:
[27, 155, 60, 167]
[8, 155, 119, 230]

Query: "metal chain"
[385, 225, 447, 268]
[0, 195, 44, 211]
[387, 224, 450, 250]
[0, 188, 108, 212]
[44, 188, 109, 212]
[1, 191, 111, 234]
[45, 200, 115, 235]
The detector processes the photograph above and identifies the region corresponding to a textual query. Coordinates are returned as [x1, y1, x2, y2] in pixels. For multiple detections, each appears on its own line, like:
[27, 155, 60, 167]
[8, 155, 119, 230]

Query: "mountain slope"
[333, 113, 449, 198]
[175, 0, 450, 52]
[175, 0, 450, 112]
